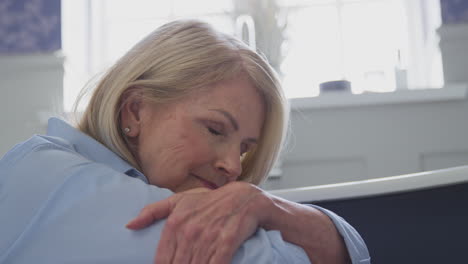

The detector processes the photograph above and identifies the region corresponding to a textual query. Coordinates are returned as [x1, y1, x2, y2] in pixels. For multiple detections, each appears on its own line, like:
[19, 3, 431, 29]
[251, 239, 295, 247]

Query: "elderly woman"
[0, 20, 369, 263]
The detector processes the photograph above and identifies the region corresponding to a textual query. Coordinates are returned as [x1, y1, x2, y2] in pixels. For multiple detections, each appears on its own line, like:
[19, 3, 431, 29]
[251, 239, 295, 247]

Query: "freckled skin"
[128, 75, 265, 193]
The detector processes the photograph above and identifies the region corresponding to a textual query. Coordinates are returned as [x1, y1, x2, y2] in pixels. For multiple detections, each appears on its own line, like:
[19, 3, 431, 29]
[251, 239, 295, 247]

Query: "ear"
[120, 89, 143, 138]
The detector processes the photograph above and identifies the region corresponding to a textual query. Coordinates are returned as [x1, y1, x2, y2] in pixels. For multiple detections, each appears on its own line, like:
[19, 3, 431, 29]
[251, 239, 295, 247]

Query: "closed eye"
[207, 127, 223, 136]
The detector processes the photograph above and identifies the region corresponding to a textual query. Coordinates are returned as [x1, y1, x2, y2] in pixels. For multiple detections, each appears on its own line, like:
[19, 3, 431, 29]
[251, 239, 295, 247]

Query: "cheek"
[141, 131, 215, 187]
[171, 129, 213, 165]
[137, 139, 163, 176]
[184, 136, 214, 164]
[140, 141, 185, 187]
[176, 122, 215, 164]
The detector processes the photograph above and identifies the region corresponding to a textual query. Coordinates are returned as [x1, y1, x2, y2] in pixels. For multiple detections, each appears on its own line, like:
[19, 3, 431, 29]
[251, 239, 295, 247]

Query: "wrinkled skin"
[127, 182, 272, 264]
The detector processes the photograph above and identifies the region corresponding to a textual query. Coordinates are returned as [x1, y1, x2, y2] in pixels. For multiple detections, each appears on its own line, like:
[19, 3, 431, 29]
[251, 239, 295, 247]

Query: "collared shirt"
[0, 118, 370, 263]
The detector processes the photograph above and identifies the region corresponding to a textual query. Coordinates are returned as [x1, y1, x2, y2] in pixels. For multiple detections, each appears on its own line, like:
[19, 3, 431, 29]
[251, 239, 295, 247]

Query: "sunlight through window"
[62, 0, 443, 111]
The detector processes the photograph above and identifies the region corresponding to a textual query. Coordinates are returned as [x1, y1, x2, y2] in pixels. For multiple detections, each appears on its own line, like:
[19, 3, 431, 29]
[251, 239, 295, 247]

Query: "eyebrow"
[209, 109, 258, 144]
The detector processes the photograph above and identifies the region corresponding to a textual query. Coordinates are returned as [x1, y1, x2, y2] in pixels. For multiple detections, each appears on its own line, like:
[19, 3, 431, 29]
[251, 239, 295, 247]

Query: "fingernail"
[126, 219, 137, 229]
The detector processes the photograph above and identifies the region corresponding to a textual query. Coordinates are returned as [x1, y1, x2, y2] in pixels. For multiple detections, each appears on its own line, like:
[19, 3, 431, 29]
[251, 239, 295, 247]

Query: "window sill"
[289, 83, 468, 110]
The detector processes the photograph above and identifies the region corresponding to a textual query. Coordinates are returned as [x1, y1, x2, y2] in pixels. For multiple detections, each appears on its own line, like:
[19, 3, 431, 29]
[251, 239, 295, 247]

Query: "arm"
[260, 193, 351, 264]
[127, 181, 369, 263]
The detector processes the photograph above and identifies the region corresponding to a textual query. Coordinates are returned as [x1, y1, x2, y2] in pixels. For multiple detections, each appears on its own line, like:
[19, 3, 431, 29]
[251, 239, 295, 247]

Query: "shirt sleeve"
[233, 229, 311, 264]
[0, 140, 311, 264]
[307, 204, 371, 264]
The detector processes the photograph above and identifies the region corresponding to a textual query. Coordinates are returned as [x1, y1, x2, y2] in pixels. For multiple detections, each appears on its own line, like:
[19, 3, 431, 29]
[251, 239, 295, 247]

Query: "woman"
[0, 20, 369, 263]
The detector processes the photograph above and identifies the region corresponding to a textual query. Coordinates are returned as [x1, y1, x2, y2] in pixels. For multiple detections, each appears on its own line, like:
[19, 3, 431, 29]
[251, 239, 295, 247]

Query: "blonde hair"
[77, 19, 289, 185]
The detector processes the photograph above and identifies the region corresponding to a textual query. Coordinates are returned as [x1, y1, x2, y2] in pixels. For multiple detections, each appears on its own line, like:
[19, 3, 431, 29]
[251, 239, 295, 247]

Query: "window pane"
[341, 0, 408, 93]
[102, 15, 234, 68]
[189, 15, 234, 35]
[103, 19, 169, 66]
[277, 0, 335, 6]
[173, 0, 232, 16]
[281, 5, 341, 98]
[103, 0, 171, 20]
[280, 0, 410, 97]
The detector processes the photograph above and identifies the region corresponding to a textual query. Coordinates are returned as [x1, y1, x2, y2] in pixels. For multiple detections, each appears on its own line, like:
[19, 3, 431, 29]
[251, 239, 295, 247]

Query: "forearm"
[260, 194, 351, 264]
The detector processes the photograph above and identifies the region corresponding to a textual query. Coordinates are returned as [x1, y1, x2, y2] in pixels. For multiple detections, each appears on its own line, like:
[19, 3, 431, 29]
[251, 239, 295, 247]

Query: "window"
[279, 0, 443, 97]
[62, 0, 444, 110]
[62, 0, 234, 111]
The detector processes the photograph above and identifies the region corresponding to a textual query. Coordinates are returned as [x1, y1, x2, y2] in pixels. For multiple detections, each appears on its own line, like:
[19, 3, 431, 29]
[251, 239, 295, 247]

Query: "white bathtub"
[269, 165, 468, 203]
[268, 165, 468, 264]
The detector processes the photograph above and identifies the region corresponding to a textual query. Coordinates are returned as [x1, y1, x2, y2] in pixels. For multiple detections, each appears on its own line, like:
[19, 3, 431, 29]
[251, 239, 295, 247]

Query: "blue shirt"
[0, 118, 370, 263]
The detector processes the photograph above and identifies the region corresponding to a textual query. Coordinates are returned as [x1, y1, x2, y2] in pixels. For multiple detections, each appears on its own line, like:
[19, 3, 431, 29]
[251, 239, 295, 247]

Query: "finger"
[208, 217, 249, 264]
[190, 221, 219, 263]
[172, 211, 205, 264]
[189, 239, 205, 263]
[191, 236, 217, 264]
[171, 231, 194, 264]
[208, 235, 238, 264]
[208, 242, 234, 264]
[127, 189, 209, 230]
[154, 217, 179, 264]
[199, 246, 217, 264]
[126, 199, 172, 229]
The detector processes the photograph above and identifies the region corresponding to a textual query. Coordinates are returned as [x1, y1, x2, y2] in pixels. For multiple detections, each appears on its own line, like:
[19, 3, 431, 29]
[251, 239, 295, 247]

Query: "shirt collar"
[46, 117, 148, 184]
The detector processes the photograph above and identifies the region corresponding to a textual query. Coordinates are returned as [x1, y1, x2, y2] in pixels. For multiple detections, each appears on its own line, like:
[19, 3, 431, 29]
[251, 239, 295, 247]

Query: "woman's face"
[123, 75, 265, 192]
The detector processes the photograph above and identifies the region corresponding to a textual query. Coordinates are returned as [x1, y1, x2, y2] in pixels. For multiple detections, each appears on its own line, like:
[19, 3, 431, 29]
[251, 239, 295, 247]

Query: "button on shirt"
[0, 118, 370, 263]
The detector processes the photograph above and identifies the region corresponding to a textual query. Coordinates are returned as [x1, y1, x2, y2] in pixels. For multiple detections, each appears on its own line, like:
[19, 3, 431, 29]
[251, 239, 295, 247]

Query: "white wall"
[0, 53, 64, 156]
[262, 86, 468, 190]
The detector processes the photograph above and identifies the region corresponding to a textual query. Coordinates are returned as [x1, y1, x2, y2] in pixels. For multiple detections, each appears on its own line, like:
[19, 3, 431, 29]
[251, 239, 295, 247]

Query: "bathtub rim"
[268, 165, 468, 202]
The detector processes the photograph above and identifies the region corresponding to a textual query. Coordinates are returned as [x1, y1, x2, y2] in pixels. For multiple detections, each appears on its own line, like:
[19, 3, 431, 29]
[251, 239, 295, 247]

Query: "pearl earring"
[123, 127, 131, 134]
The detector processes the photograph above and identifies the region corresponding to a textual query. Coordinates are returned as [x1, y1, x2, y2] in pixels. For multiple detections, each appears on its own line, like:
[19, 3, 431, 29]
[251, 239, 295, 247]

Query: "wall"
[0, 0, 61, 53]
[262, 86, 468, 190]
[439, 0, 468, 84]
[0, 0, 63, 156]
[440, 0, 468, 24]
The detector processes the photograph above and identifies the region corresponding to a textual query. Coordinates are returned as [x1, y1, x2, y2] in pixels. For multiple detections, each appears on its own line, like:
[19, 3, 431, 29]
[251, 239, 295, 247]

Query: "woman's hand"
[127, 181, 351, 264]
[126, 181, 272, 264]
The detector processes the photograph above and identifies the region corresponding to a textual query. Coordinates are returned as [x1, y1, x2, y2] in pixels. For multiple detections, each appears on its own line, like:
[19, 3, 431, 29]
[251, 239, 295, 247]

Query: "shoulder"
[0, 134, 101, 192]
[0, 134, 172, 263]
[0, 133, 170, 209]
[1, 134, 77, 167]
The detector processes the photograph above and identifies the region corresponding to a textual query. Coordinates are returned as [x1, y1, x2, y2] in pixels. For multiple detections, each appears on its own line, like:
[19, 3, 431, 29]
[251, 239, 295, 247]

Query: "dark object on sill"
[319, 80, 351, 93]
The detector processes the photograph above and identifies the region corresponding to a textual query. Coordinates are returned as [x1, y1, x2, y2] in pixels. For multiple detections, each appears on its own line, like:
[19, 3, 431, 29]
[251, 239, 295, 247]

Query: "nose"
[215, 146, 243, 182]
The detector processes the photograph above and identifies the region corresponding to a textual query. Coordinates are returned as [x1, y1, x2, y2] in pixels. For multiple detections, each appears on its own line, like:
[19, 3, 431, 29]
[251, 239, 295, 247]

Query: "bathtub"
[269, 165, 468, 264]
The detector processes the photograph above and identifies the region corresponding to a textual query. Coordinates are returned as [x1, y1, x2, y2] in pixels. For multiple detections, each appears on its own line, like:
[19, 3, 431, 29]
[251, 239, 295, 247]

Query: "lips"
[191, 174, 219, 190]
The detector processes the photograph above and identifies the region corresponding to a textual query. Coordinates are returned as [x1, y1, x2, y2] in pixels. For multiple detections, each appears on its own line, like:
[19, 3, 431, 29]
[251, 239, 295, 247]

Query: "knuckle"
[202, 227, 220, 244]
[181, 223, 201, 240]
[220, 232, 236, 244]
[140, 205, 152, 215]
[205, 227, 218, 241]
[165, 214, 183, 229]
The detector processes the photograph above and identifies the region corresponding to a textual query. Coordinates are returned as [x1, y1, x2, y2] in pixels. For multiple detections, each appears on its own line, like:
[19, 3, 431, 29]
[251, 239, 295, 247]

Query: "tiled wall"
[441, 0, 468, 24]
[0, 0, 61, 53]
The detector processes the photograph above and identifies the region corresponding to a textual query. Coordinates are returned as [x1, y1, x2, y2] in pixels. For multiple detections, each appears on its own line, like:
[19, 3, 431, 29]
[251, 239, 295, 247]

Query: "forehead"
[186, 76, 266, 133]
